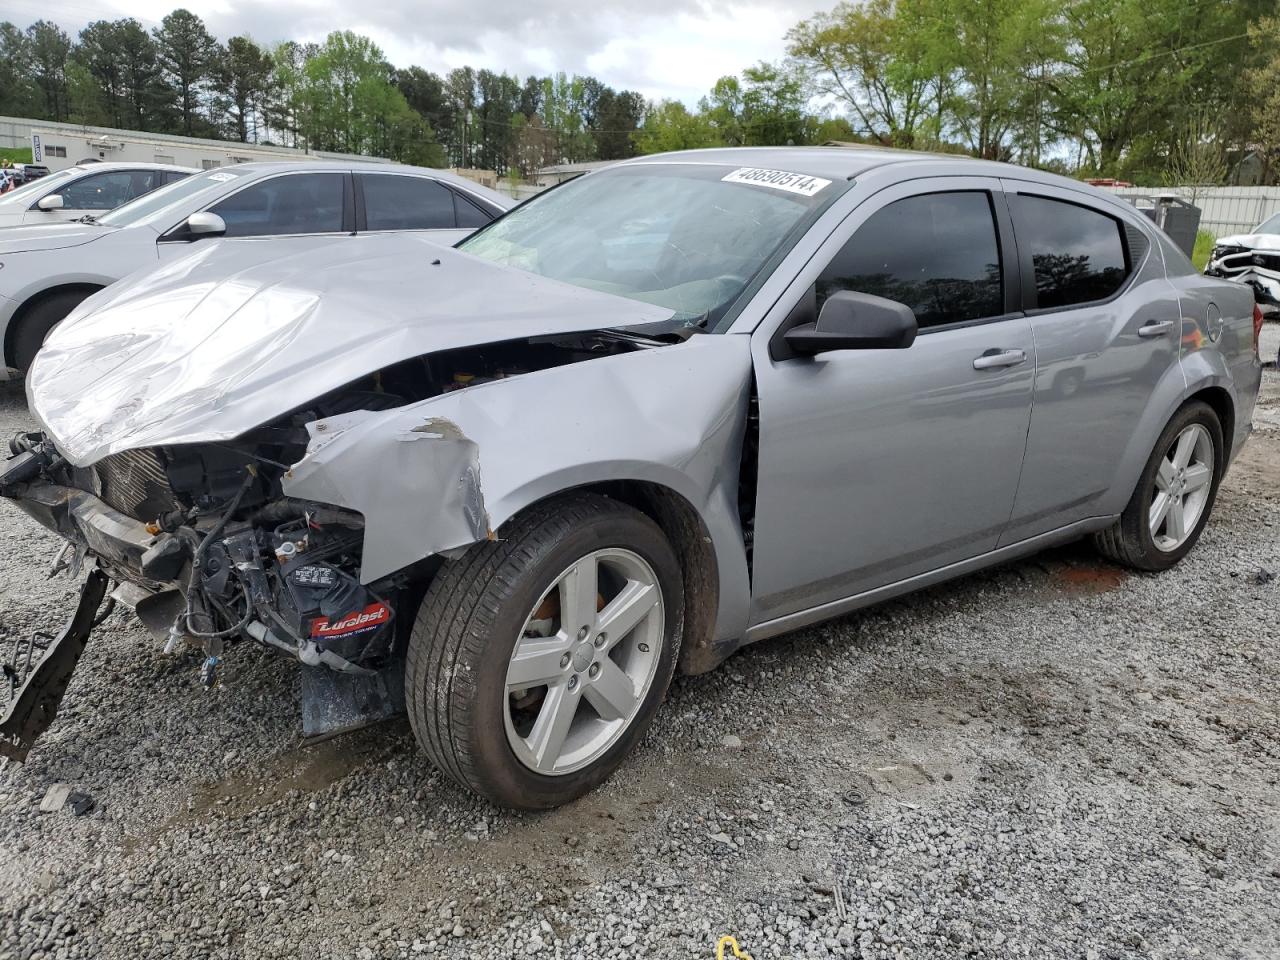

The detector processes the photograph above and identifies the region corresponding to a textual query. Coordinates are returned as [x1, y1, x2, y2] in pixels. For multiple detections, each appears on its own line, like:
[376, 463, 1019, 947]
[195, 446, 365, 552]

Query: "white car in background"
[1205, 211, 1280, 306]
[0, 162, 196, 227]
[0, 161, 512, 375]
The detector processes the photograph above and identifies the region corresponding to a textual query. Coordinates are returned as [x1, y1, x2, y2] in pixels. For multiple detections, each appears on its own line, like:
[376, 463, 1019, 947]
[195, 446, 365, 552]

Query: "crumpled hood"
[1215, 232, 1280, 251]
[0, 223, 110, 255]
[28, 233, 675, 466]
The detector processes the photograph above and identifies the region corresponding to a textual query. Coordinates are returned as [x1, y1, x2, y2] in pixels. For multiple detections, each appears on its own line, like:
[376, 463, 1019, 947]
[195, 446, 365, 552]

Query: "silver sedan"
[1, 147, 1263, 809]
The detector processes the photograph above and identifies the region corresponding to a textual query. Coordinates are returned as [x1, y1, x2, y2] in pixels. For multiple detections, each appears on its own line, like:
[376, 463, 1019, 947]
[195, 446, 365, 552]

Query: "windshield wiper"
[73, 214, 98, 224]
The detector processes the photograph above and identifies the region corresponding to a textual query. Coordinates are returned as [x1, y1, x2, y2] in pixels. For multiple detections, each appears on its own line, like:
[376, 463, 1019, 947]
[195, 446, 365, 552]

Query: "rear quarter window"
[1010, 194, 1130, 309]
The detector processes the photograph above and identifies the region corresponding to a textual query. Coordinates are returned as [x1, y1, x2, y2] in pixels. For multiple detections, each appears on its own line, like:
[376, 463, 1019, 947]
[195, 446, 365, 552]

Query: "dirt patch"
[1054, 563, 1130, 593]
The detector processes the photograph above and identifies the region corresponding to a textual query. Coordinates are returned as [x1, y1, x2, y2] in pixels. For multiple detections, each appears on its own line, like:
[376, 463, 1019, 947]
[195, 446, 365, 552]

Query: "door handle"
[972, 349, 1027, 370]
[1138, 320, 1176, 338]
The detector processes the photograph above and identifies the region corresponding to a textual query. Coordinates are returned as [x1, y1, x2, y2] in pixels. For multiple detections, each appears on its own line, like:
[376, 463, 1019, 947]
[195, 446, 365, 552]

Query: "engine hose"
[181, 471, 256, 639]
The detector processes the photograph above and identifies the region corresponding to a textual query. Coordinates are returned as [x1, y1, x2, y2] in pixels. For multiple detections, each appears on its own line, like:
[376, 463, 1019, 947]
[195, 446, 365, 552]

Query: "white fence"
[1100, 186, 1280, 238]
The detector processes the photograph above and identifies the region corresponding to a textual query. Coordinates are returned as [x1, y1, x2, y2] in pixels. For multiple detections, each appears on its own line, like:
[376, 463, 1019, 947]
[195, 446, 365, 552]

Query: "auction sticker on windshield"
[721, 167, 832, 197]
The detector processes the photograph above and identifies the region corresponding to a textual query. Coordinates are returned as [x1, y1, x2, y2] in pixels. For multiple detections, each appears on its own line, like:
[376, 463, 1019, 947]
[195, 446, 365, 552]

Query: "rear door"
[749, 177, 1035, 625]
[355, 171, 497, 245]
[998, 181, 1182, 544]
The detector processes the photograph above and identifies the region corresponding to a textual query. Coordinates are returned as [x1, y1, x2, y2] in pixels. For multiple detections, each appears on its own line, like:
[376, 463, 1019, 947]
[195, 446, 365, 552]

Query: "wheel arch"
[3, 282, 104, 367]
[1185, 384, 1234, 464]
[492, 475, 733, 676]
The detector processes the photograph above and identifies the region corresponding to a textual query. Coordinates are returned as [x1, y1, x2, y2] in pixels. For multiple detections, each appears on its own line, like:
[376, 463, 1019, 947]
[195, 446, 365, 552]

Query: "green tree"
[474, 69, 521, 172]
[592, 88, 644, 159]
[445, 67, 477, 166]
[153, 9, 217, 135]
[633, 100, 723, 154]
[1245, 17, 1280, 183]
[787, 0, 934, 147]
[296, 31, 444, 165]
[216, 36, 272, 142]
[938, 0, 1062, 161]
[702, 76, 745, 145]
[395, 66, 454, 158]
[26, 21, 71, 121]
[740, 61, 810, 145]
[0, 23, 36, 118]
[540, 73, 593, 163]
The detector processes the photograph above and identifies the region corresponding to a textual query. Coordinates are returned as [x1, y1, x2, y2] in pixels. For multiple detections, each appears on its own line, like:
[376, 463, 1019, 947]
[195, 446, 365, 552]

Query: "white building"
[0, 115, 388, 173]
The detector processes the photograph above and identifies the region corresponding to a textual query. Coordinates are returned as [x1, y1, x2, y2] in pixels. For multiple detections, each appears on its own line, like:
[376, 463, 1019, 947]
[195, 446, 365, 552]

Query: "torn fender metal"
[283, 333, 756, 645]
[27, 236, 676, 467]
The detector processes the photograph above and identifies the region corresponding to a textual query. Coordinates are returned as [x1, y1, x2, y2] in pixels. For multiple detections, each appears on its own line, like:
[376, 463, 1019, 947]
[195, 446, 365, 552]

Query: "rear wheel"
[405, 493, 683, 809]
[1094, 401, 1223, 571]
[11, 290, 94, 372]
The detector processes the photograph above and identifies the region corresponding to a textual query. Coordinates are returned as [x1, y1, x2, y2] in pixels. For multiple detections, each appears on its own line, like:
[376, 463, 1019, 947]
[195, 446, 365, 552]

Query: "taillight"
[1254, 304, 1265, 358]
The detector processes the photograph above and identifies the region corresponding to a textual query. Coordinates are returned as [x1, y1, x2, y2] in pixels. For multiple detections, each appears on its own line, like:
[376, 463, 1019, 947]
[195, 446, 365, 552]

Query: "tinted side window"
[453, 191, 493, 228]
[210, 173, 345, 237]
[817, 191, 1003, 329]
[1011, 195, 1129, 309]
[361, 174, 455, 230]
[57, 171, 148, 210]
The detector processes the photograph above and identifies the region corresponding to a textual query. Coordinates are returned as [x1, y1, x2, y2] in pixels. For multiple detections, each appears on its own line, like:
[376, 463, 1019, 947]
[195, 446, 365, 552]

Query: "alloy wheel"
[1149, 423, 1214, 552]
[504, 548, 664, 776]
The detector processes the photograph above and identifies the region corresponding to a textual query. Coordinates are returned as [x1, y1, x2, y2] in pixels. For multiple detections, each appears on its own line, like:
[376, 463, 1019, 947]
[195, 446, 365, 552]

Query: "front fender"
[283, 333, 755, 645]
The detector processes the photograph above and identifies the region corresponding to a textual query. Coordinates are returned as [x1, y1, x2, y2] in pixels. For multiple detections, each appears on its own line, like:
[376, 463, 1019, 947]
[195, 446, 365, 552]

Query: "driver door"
[748, 177, 1035, 628]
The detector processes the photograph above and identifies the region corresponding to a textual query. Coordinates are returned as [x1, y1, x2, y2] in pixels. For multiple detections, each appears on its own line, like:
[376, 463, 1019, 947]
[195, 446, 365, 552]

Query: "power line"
[1071, 31, 1250, 76]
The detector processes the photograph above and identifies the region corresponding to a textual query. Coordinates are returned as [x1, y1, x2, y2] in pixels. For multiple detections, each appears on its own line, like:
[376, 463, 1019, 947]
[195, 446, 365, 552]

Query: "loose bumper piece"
[0, 569, 109, 762]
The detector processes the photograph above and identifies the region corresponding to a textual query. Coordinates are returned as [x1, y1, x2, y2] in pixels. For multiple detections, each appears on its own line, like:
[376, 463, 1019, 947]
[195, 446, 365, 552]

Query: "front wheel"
[11, 289, 94, 372]
[1094, 401, 1223, 571]
[405, 493, 683, 809]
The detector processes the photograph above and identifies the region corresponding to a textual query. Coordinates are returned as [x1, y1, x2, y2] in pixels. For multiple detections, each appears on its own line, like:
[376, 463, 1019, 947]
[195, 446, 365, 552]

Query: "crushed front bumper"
[1206, 253, 1280, 305]
[5, 478, 164, 586]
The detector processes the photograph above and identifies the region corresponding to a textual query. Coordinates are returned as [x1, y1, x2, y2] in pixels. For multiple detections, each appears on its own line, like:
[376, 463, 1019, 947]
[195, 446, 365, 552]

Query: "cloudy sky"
[10, 0, 823, 105]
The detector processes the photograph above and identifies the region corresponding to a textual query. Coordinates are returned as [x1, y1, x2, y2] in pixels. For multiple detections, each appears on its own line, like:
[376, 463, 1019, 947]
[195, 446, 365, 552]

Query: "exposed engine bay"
[0, 332, 655, 755]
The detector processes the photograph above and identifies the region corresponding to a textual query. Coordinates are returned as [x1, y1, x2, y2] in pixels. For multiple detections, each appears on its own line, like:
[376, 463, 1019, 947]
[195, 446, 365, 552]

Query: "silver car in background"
[0, 162, 196, 228]
[0, 148, 1263, 810]
[0, 161, 512, 374]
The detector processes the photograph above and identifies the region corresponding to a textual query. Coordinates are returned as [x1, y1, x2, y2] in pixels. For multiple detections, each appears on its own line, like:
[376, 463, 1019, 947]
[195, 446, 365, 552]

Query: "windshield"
[1255, 213, 1280, 235]
[0, 167, 78, 209]
[459, 163, 838, 332]
[97, 169, 243, 228]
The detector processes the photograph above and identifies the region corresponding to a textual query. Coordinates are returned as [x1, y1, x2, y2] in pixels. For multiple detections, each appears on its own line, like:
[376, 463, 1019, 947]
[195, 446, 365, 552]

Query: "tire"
[1093, 400, 1224, 572]
[405, 492, 683, 809]
[10, 290, 94, 372]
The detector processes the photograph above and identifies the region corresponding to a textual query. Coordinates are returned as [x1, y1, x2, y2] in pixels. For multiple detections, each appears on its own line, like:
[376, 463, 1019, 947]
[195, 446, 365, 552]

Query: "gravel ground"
[1, 327, 1279, 960]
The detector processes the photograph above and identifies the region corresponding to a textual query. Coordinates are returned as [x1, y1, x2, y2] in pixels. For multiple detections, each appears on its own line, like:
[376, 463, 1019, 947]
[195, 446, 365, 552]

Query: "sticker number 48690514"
[721, 167, 832, 197]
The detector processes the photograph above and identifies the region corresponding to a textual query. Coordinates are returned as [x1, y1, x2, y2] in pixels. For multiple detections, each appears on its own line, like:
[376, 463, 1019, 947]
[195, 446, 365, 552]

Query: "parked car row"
[0, 161, 196, 227]
[0, 148, 1264, 810]
[0, 161, 511, 374]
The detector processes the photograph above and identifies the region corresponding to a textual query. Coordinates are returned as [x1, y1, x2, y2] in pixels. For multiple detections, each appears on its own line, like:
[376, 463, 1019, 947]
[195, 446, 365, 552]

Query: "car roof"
[64, 161, 201, 173]
[615, 146, 1096, 194]
[201, 161, 513, 208]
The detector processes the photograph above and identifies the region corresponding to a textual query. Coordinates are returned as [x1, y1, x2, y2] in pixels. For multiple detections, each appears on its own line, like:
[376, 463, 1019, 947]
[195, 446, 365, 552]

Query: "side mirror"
[185, 212, 226, 237]
[783, 291, 918, 355]
[36, 194, 64, 211]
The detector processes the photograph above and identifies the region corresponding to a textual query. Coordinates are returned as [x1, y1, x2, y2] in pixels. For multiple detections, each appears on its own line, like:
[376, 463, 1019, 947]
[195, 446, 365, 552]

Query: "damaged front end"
[0, 417, 409, 750]
[1, 330, 681, 755]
